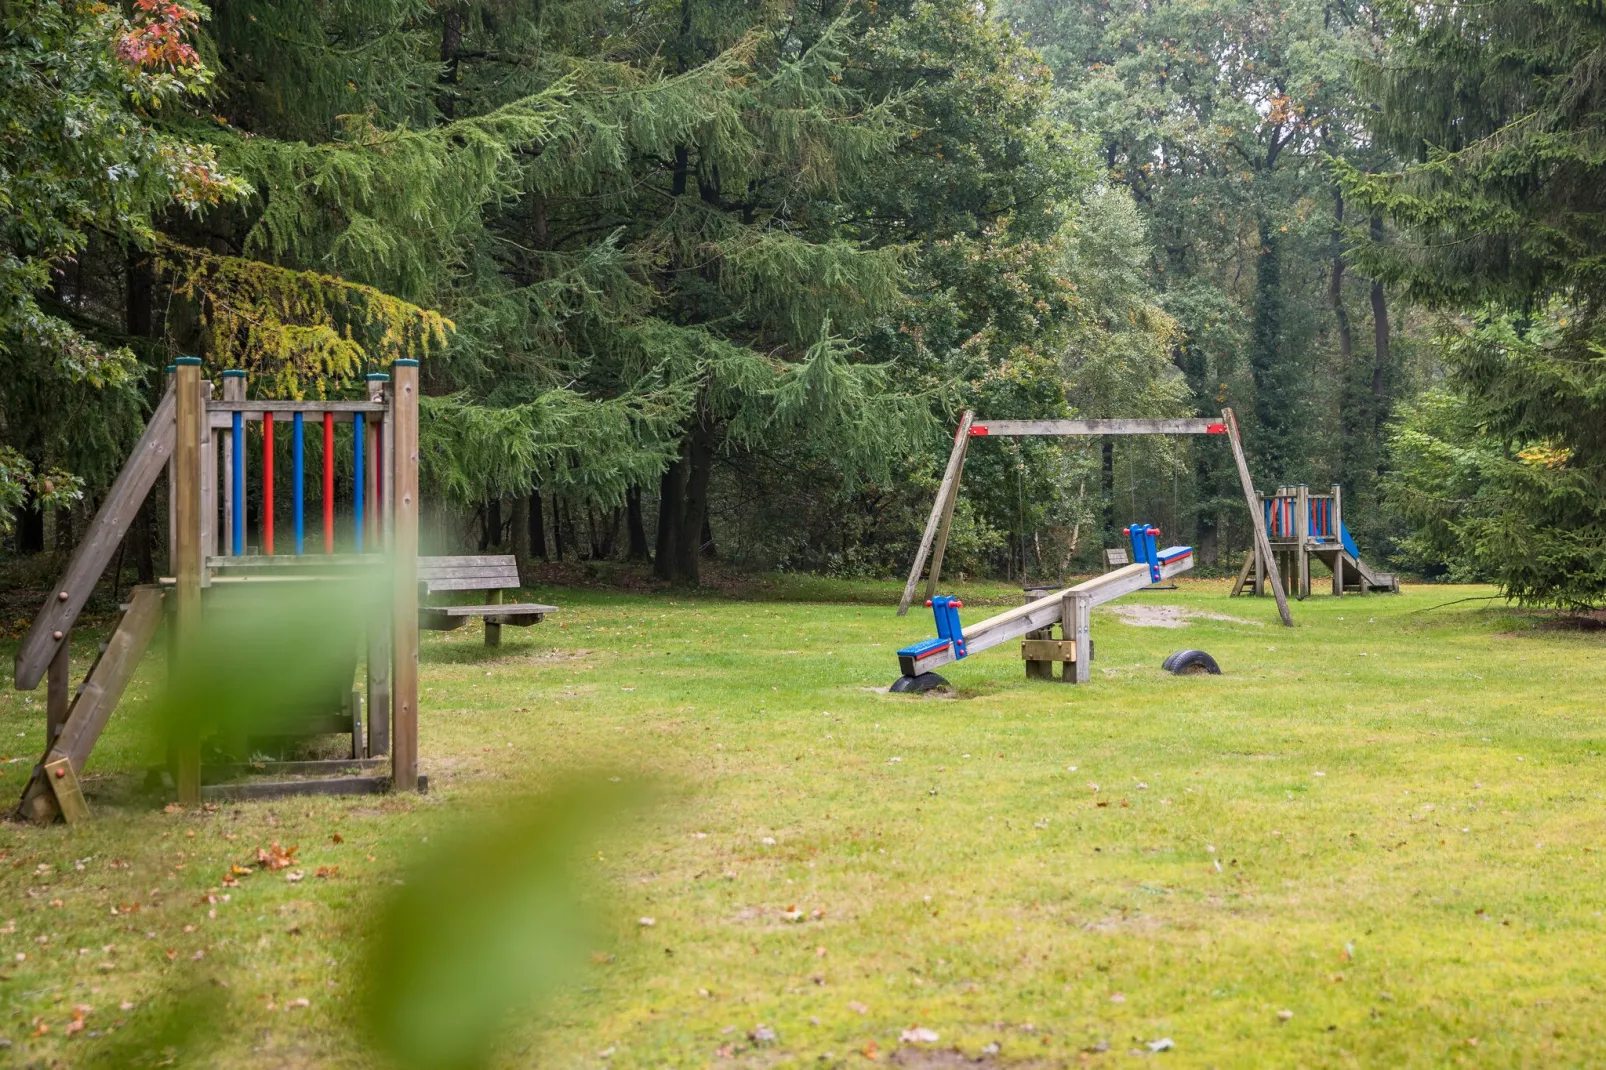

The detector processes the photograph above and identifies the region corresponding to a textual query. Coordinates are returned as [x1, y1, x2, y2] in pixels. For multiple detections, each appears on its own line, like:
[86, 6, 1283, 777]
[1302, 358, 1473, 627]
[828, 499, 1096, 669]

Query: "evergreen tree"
[1349, 0, 1606, 605]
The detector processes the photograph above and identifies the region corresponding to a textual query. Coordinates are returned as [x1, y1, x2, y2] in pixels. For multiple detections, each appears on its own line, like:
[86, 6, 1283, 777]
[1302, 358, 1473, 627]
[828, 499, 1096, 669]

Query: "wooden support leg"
[1298, 546, 1311, 600]
[1332, 552, 1343, 597]
[390, 360, 421, 793]
[173, 359, 204, 806]
[1066, 592, 1091, 685]
[484, 588, 503, 647]
[46, 638, 69, 749]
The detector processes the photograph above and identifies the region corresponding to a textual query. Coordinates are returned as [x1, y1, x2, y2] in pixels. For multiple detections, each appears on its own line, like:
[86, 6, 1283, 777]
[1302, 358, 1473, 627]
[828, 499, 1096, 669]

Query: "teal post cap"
[365, 372, 391, 381]
[221, 369, 246, 378]
[174, 356, 201, 366]
[392, 358, 420, 367]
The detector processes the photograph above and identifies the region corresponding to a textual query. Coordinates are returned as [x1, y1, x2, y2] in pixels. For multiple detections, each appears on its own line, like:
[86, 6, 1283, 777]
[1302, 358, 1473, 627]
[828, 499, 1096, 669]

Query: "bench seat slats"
[426, 603, 556, 617]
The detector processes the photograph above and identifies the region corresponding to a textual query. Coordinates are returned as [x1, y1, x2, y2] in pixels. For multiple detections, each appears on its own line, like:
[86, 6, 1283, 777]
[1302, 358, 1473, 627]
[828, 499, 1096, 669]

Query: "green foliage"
[1383, 313, 1606, 606]
[0, 0, 244, 531]
[1355, 0, 1606, 604]
[158, 240, 451, 396]
[362, 780, 641, 1070]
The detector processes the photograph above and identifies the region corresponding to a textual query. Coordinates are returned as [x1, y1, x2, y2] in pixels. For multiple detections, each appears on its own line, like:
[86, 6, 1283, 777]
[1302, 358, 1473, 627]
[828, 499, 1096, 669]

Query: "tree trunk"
[511, 494, 530, 582]
[553, 498, 566, 562]
[1330, 189, 1354, 369]
[655, 446, 687, 580]
[438, 6, 464, 120]
[530, 490, 547, 560]
[700, 514, 716, 560]
[672, 410, 716, 585]
[625, 486, 650, 561]
[1250, 217, 1289, 479]
[1370, 213, 1391, 440]
[54, 504, 74, 553]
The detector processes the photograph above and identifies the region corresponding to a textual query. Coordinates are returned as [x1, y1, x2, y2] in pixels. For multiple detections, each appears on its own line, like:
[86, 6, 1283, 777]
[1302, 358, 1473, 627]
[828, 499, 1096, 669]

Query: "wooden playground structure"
[889, 407, 1296, 689]
[893, 524, 1197, 689]
[1231, 483, 1399, 599]
[12, 358, 550, 825]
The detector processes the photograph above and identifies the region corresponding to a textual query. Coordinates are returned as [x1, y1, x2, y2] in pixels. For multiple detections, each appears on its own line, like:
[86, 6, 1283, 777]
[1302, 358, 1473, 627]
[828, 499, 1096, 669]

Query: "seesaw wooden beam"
[906, 556, 1193, 674]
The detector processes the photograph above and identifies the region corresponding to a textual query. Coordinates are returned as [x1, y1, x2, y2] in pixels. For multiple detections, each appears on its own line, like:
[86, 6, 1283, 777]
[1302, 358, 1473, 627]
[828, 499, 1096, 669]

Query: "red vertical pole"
[263, 412, 275, 555]
[323, 412, 335, 553]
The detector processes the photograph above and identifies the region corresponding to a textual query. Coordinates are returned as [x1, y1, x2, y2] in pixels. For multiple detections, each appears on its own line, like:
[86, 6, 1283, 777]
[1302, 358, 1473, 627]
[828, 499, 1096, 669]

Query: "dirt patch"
[1106, 604, 1261, 629]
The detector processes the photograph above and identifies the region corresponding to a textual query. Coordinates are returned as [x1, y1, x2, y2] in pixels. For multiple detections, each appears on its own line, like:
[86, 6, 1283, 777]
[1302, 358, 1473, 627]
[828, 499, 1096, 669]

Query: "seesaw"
[890, 525, 1195, 692]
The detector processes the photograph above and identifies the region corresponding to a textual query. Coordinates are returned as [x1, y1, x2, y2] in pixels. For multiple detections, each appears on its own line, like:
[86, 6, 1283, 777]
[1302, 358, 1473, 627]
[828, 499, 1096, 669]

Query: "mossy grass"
[1, 578, 1602, 1065]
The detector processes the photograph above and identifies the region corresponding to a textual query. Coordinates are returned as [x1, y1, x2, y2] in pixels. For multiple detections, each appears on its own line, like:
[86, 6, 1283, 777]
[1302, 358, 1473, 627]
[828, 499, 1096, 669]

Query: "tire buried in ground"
[889, 672, 951, 694]
[1162, 649, 1221, 675]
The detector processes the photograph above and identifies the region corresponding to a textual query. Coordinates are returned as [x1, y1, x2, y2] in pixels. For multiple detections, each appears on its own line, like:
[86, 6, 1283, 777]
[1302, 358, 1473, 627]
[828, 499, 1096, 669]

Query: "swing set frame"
[897, 407, 1293, 627]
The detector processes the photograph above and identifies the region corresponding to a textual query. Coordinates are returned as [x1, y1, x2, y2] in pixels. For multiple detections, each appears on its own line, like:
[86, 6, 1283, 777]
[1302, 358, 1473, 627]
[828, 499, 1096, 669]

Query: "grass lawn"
[1, 576, 1604, 1067]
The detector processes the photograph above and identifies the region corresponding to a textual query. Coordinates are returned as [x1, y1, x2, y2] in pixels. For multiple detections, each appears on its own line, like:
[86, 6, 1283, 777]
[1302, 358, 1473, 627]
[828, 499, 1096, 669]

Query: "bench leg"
[484, 588, 504, 647]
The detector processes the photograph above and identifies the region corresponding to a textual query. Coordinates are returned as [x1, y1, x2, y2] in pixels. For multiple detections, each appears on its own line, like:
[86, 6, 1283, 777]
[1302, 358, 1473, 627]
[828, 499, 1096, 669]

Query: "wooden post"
[1065, 591, 1092, 684]
[166, 364, 177, 574]
[1221, 408, 1292, 626]
[221, 371, 245, 555]
[1295, 484, 1310, 600]
[173, 358, 204, 804]
[925, 429, 972, 604]
[366, 374, 392, 757]
[898, 411, 975, 615]
[1331, 484, 1344, 597]
[46, 639, 69, 748]
[199, 380, 217, 576]
[390, 360, 420, 792]
[484, 588, 503, 647]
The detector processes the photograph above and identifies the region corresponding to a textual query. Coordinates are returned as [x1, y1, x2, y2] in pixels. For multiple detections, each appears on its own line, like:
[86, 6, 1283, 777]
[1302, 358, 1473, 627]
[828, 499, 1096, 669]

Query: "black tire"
[890, 672, 951, 694]
[1162, 649, 1221, 676]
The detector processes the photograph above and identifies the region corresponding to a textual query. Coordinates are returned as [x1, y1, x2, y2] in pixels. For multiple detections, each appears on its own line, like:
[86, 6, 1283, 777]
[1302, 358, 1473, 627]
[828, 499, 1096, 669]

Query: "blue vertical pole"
[292, 411, 305, 554]
[353, 412, 366, 552]
[231, 410, 244, 556]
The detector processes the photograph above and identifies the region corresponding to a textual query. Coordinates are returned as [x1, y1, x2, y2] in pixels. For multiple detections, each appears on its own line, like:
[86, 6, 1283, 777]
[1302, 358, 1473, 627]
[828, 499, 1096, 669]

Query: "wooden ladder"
[15, 586, 167, 824]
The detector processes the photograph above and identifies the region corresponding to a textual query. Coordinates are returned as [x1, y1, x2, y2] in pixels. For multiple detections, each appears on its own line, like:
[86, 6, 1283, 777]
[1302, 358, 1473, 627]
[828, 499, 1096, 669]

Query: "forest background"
[4, 0, 1602, 605]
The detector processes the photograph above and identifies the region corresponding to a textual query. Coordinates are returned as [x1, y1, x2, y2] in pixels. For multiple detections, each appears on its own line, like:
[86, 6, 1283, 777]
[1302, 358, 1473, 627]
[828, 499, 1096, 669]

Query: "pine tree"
[1349, 0, 1606, 605]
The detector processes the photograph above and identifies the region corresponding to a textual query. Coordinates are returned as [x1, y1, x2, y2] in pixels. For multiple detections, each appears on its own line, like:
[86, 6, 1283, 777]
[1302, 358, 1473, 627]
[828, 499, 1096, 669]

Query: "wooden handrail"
[15, 384, 177, 690]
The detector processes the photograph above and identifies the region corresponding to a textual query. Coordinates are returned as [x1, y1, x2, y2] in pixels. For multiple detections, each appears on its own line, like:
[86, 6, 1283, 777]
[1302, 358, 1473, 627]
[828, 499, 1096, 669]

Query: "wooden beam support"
[15, 384, 176, 690]
[43, 758, 91, 824]
[968, 418, 1224, 437]
[390, 360, 421, 793]
[1221, 408, 1292, 626]
[898, 411, 974, 616]
[173, 359, 204, 805]
[1065, 591, 1092, 684]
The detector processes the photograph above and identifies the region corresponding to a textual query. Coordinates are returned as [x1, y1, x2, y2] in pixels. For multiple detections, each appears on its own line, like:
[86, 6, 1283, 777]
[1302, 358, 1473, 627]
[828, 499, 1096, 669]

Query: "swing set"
[888, 408, 1292, 691]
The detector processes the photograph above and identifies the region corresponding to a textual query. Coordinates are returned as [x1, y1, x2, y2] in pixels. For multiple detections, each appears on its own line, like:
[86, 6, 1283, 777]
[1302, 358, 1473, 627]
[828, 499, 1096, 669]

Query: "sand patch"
[1106, 604, 1262, 628]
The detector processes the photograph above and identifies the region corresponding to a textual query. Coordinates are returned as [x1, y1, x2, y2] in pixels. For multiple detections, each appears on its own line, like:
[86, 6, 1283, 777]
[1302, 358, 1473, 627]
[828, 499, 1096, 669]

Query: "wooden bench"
[417, 555, 556, 646]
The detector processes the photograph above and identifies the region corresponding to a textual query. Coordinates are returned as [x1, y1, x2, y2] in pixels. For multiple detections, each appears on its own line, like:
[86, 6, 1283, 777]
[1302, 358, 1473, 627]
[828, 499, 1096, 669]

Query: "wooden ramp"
[15, 586, 166, 824]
